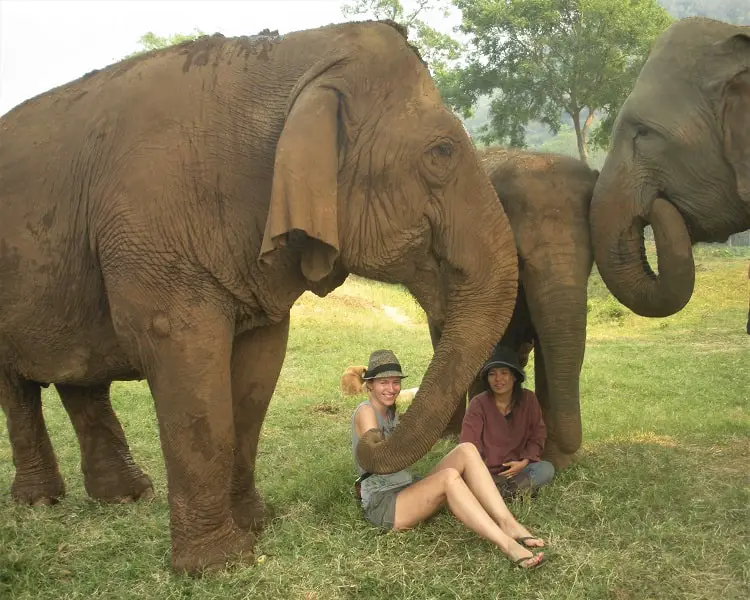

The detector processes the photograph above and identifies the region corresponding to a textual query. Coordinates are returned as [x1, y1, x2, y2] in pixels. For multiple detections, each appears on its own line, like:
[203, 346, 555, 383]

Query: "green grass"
[1, 249, 748, 599]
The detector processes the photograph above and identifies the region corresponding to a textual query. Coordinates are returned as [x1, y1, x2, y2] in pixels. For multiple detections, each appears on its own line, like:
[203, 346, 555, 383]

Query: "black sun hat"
[480, 345, 525, 383]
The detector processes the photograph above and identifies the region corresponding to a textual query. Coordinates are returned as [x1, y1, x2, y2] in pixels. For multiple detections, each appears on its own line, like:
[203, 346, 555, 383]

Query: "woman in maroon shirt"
[460, 345, 555, 498]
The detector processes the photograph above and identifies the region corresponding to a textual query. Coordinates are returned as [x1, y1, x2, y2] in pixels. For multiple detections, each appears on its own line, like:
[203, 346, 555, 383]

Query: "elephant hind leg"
[57, 382, 153, 503]
[0, 371, 65, 505]
[229, 315, 290, 532]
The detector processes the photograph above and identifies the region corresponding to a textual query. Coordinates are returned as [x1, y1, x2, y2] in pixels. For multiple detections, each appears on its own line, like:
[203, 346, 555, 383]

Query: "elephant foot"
[232, 488, 271, 532]
[171, 521, 256, 575]
[12, 471, 66, 506]
[83, 468, 154, 504]
[542, 447, 575, 471]
[439, 430, 460, 442]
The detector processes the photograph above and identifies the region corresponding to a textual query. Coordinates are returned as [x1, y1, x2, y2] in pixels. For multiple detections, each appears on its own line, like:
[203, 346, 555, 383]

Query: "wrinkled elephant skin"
[0, 21, 518, 574]
[590, 18, 750, 317]
[433, 149, 599, 470]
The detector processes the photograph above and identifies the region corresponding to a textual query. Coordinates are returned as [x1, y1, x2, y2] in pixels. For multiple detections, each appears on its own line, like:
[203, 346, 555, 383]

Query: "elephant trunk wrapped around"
[0, 20, 517, 573]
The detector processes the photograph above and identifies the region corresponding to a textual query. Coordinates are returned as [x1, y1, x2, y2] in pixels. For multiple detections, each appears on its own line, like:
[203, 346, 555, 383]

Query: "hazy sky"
[0, 0, 383, 115]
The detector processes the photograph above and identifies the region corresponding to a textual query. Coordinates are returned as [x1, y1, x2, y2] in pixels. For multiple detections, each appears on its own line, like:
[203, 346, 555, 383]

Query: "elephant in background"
[590, 18, 750, 317]
[0, 21, 519, 573]
[431, 148, 599, 469]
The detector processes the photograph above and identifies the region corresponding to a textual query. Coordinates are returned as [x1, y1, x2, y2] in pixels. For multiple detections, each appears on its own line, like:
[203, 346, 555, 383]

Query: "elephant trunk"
[590, 168, 695, 317]
[357, 170, 519, 474]
[524, 275, 588, 455]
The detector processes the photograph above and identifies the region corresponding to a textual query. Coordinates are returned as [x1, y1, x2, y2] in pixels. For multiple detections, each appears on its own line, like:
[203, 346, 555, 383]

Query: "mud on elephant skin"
[431, 148, 599, 470]
[590, 18, 750, 318]
[0, 21, 519, 573]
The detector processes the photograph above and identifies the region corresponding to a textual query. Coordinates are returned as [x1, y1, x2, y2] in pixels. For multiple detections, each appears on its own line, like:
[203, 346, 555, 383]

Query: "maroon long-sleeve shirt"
[459, 389, 547, 474]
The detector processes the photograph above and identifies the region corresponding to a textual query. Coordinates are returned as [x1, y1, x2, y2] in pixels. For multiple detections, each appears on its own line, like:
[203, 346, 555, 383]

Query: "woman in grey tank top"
[347, 349, 545, 569]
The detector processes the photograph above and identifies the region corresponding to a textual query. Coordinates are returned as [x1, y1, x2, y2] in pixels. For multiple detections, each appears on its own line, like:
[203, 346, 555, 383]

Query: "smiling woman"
[346, 349, 546, 570]
[460, 345, 556, 499]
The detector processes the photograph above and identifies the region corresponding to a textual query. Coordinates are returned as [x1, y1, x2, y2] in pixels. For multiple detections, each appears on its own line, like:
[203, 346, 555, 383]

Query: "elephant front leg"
[112, 297, 255, 575]
[0, 371, 65, 505]
[229, 316, 289, 532]
[57, 383, 153, 503]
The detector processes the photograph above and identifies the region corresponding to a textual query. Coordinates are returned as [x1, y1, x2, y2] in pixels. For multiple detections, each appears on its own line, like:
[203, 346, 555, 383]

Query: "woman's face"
[368, 376, 402, 407]
[487, 366, 515, 397]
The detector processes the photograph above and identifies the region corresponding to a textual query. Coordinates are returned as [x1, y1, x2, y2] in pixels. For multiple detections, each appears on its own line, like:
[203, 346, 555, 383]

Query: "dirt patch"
[381, 304, 411, 325]
[328, 293, 378, 311]
[309, 402, 341, 415]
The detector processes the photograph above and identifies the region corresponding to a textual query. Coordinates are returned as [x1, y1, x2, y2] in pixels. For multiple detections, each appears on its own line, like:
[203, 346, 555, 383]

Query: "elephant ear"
[260, 76, 342, 282]
[720, 34, 750, 206]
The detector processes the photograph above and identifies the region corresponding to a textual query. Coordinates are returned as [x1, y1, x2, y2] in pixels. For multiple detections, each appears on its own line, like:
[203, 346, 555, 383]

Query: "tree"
[126, 29, 205, 58]
[440, 0, 673, 163]
[341, 0, 463, 74]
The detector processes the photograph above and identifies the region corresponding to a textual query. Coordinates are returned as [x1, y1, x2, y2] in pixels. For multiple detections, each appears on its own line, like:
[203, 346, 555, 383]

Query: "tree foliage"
[126, 29, 205, 58]
[340, 0, 463, 74]
[440, 0, 673, 163]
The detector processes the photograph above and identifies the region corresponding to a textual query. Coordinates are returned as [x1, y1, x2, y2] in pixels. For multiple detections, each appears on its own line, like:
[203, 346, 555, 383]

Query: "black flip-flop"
[515, 536, 544, 548]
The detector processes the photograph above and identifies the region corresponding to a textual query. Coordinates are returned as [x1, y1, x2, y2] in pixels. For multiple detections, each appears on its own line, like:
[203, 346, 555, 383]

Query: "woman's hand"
[500, 459, 529, 478]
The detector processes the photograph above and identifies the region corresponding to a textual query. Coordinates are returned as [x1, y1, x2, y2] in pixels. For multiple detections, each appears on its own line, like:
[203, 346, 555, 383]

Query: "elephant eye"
[429, 142, 454, 160]
[422, 139, 458, 186]
[434, 143, 453, 157]
[634, 124, 651, 138]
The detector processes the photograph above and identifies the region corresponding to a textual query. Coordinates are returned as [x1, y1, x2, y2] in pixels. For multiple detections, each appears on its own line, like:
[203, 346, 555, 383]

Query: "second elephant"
[431, 148, 599, 469]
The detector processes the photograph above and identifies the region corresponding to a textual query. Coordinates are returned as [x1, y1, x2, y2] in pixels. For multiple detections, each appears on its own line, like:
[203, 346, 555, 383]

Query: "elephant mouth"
[654, 191, 697, 242]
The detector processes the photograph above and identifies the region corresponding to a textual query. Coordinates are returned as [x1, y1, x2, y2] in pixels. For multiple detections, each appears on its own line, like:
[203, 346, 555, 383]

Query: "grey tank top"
[351, 400, 414, 508]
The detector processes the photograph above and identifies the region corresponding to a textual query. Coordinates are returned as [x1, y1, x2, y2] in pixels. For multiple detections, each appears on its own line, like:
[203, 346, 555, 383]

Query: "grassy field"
[1, 247, 748, 599]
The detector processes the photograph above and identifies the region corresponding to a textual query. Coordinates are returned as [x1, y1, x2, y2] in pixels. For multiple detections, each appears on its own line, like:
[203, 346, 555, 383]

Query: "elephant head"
[590, 18, 750, 317]
[260, 21, 518, 473]
[431, 149, 598, 468]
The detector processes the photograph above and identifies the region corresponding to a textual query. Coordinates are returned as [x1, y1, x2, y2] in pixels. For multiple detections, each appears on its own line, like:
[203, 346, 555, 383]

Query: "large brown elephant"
[430, 148, 599, 469]
[590, 18, 750, 317]
[0, 22, 518, 573]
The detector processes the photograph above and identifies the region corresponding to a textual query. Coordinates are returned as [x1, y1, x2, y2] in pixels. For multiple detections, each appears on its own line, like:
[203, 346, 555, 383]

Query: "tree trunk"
[572, 110, 589, 165]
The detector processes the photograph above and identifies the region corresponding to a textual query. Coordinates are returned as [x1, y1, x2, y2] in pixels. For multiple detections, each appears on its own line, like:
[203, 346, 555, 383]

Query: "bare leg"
[57, 382, 153, 503]
[0, 371, 65, 505]
[392, 467, 543, 568]
[229, 316, 289, 531]
[430, 443, 544, 547]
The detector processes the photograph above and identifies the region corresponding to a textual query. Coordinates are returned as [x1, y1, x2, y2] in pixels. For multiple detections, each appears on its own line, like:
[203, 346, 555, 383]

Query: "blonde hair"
[340, 365, 367, 397]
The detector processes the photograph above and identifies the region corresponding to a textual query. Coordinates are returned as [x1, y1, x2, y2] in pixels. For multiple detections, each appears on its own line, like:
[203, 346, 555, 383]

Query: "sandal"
[514, 553, 544, 569]
[515, 536, 544, 548]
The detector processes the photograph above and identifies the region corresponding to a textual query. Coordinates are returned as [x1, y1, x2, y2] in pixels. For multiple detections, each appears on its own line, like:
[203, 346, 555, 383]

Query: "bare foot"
[514, 552, 544, 569]
[500, 521, 545, 548]
[515, 535, 545, 548]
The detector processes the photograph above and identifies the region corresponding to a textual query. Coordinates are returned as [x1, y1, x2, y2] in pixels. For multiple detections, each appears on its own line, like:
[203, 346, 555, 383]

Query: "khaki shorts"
[362, 475, 423, 530]
[363, 483, 411, 530]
